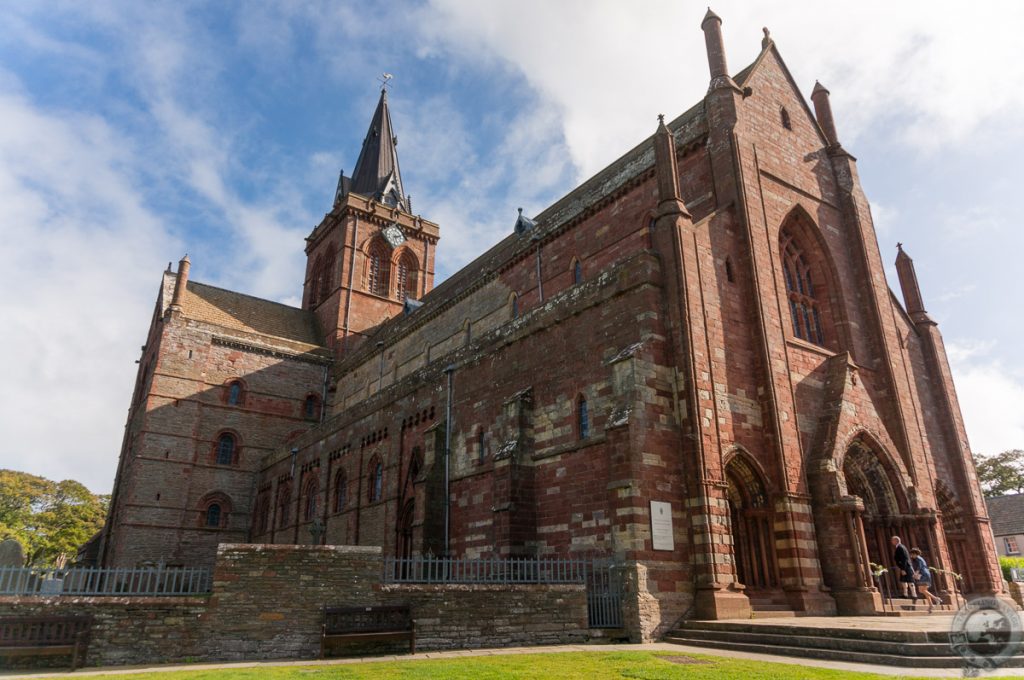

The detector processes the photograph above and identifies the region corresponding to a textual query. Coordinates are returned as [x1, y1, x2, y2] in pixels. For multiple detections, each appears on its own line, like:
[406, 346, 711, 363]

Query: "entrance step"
[664, 620, 1024, 669]
[880, 598, 956, 616]
[746, 591, 797, 618]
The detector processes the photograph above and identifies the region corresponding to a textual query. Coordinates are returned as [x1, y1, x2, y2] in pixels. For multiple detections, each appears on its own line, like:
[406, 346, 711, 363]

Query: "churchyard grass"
[78, 651, 958, 679]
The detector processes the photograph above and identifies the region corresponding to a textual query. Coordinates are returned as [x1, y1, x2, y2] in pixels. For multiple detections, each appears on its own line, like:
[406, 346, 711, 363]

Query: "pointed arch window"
[395, 252, 418, 300]
[572, 258, 583, 285]
[780, 228, 825, 346]
[319, 245, 336, 301]
[368, 457, 384, 503]
[477, 429, 486, 463]
[510, 293, 519, 319]
[303, 477, 318, 522]
[309, 255, 323, 307]
[215, 433, 236, 465]
[367, 241, 391, 297]
[277, 482, 292, 528]
[333, 470, 348, 513]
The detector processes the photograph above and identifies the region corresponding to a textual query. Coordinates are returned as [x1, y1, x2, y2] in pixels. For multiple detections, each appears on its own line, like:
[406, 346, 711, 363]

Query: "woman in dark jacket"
[910, 547, 942, 612]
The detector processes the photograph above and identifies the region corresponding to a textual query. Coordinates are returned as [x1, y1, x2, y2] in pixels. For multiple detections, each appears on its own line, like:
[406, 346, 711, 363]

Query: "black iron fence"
[0, 565, 212, 596]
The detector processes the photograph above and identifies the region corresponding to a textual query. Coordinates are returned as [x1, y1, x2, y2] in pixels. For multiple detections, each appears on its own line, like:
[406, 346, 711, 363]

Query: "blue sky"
[1, 1, 1022, 493]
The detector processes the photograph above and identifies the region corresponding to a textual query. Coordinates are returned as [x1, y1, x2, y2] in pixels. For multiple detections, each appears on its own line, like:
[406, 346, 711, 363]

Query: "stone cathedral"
[97, 12, 1005, 628]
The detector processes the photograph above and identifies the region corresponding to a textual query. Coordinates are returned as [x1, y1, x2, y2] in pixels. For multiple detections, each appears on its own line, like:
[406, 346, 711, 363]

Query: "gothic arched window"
[367, 241, 391, 297]
[395, 252, 418, 300]
[780, 227, 825, 346]
[215, 433, 236, 465]
[368, 457, 383, 502]
[309, 255, 323, 307]
[277, 483, 291, 528]
[510, 293, 519, 319]
[572, 258, 583, 285]
[333, 470, 347, 513]
[303, 478, 318, 521]
[319, 245, 336, 301]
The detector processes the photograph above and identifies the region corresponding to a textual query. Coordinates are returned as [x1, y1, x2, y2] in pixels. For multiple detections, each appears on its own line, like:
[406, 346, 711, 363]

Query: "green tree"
[0, 469, 108, 566]
[976, 449, 1024, 498]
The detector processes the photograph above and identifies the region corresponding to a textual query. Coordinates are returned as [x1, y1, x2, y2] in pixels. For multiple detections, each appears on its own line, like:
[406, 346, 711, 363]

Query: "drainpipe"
[341, 220, 358, 351]
[290, 448, 300, 545]
[443, 364, 455, 557]
[320, 365, 329, 424]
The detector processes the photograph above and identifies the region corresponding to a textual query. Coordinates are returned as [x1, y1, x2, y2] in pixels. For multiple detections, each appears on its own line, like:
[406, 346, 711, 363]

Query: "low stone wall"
[0, 544, 591, 668]
[0, 596, 207, 667]
[380, 583, 588, 650]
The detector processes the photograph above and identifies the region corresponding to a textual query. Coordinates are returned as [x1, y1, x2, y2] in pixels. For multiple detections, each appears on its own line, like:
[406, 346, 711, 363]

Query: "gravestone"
[0, 538, 25, 567]
[0, 538, 25, 592]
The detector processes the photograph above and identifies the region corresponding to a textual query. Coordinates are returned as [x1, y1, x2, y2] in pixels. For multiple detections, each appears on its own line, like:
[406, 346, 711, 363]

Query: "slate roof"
[986, 494, 1024, 537]
[181, 280, 325, 351]
[349, 88, 407, 210]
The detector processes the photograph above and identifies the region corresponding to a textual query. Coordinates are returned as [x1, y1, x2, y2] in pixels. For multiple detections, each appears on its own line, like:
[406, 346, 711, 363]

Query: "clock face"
[382, 223, 406, 248]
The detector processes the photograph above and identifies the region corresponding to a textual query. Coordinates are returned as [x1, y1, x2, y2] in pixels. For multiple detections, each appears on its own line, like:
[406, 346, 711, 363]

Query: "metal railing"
[0, 565, 212, 596]
[382, 555, 589, 584]
[1009, 568, 1024, 582]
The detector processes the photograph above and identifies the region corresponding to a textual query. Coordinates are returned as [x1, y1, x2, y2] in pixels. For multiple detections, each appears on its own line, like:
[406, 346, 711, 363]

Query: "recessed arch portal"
[725, 454, 779, 591]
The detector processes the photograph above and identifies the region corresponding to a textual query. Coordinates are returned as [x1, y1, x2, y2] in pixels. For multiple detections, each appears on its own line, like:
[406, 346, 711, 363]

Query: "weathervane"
[378, 72, 394, 91]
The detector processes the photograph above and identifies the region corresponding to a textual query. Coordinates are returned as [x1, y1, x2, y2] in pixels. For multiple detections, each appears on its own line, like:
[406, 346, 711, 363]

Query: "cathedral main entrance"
[842, 440, 915, 597]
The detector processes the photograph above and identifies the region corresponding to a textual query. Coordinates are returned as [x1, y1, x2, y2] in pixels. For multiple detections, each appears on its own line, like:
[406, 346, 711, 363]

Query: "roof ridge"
[186, 279, 305, 313]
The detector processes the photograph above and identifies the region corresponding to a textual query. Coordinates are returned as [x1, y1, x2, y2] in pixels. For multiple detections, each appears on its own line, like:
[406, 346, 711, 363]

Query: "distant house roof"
[182, 280, 325, 352]
[986, 494, 1024, 537]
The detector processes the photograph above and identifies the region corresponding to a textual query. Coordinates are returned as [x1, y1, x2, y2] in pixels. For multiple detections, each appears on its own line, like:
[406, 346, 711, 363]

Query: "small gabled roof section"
[182, 280, 326, 351]
[987, 494, 1024, 538]
[735, 34, 829, 149]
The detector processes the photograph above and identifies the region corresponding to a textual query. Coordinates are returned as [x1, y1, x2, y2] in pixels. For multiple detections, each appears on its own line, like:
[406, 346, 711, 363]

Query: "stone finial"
[810, 81, 840, 148]
[700, 8, 736, 90]
[894, 242, 930, 321]
[653, 115, 690, 219]
[762, 27, 772, 49]
[169, 254, 191, 312]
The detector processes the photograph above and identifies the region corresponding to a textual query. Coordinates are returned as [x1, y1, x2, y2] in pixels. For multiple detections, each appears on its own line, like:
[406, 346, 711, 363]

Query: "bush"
[999, 556, 1024, 581]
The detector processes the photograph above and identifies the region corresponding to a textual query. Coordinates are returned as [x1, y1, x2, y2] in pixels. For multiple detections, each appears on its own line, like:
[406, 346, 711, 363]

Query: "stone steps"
[664, 620, 1024, 669]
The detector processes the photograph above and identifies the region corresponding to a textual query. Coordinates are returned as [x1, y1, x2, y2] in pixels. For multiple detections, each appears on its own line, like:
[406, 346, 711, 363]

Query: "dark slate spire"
[348, 87, 408, 211]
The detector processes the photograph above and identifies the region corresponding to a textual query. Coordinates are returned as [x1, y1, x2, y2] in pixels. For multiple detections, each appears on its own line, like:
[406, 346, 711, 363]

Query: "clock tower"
[302, 87, 440, 353]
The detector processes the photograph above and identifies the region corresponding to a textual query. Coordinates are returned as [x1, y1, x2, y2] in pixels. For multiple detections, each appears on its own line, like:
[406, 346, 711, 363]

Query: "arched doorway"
[726, 456, 779, 592]
[842, 439, 915, 596]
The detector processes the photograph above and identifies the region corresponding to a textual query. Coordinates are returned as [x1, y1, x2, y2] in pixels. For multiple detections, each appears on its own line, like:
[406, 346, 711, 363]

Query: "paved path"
[5, 638, 1024, 679]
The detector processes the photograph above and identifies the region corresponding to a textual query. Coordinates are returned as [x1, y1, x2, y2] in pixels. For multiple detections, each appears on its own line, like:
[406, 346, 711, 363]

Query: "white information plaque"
[650, 500, 674, 551]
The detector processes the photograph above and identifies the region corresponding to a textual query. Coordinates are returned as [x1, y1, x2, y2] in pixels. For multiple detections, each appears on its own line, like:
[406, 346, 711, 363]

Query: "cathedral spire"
[348, 87, 408, 211]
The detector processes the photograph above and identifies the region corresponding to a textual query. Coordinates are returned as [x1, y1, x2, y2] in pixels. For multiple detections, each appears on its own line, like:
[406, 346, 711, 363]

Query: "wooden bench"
[0, 615, 93, 670]
[321, 605, 414, 657]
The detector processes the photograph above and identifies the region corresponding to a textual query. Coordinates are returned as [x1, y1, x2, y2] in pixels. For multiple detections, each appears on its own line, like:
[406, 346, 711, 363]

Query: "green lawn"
[79, 651, 993, 680]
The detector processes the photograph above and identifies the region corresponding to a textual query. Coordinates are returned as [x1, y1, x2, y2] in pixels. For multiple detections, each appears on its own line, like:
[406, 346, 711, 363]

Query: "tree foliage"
[0, 469, 108, 566]
[976, 449, 1024, 498]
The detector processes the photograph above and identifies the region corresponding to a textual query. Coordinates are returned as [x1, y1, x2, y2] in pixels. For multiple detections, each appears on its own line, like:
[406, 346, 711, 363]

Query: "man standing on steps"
[891, 536, 916, 602]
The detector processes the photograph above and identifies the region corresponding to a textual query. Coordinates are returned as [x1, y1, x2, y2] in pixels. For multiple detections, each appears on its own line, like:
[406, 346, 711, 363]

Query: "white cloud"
[948, 340, 1024, 457]
[0, 86, 178, 493]
[423, 0, 1024, 179]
